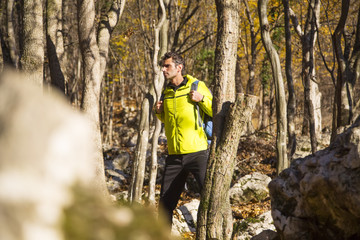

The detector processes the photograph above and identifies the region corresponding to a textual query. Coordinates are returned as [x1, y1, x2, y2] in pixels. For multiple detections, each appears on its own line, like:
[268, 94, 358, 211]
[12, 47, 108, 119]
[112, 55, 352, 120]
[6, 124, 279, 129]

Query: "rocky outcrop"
[269, 117, 360, 239]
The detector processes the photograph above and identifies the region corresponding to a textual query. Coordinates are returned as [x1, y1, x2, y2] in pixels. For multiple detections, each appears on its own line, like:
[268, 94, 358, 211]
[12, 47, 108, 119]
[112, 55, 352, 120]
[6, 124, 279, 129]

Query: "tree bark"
[76, 0, 125, 198]
[63, 0, 80, 101]
[129, 95, 150, 203]
[283, 0, 296, 160]
[197, 95, 258, 240]
[148, 0, 167, 206]
[98, 0, 126, 78]
[260, 59, 271, 131]
[196, 0, 240, 238]
[46, 0, 66, 93]
[20, 0, 44, 86]
[242, 0, 257, 96]
[303, 0, 321, 153]
[289, 1, 321, 153]
[258, 0, 288, 174]
[129, 0, 166, 205]
[5, 0, 19, 68]
[77, 0, 108, 197]
[332, 0, 360, 140]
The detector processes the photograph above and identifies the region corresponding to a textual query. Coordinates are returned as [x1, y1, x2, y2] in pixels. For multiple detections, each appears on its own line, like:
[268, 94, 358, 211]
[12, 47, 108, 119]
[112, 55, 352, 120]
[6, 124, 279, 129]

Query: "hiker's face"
[162, 58, 182, 81]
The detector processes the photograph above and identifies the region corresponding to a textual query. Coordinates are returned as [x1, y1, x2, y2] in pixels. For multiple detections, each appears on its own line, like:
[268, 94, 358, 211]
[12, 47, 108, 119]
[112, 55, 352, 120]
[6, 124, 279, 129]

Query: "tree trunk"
[283, 0, 296, 160]
[242, 0, 258, 134]
[77, 0, 125, 197]
[303, 0, 321, 153]
[196, 0, 240, 238]
[289, 0, 321, 152]
[5, 0, 19, 68]
[332, 0, 360, 140]
[242, 0, 256, 96]
[98, 0, 126, 78]
[63, 0, 80, 101]
[258, 0, 288, 174]
[20, 0, 44, 86]
[148, 0, 167, 206]
[129, 95, 150, 203]
[77, 0, 108, 197]
[197, 96, 258, 240]
[46, 0, 66, 93]
[260, 59, 271, 130]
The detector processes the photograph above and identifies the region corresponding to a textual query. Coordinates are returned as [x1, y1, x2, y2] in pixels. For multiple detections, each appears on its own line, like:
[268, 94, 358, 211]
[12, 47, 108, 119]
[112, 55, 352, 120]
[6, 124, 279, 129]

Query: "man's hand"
[155, 101, 164, 113]
[189, 90, 204, 103]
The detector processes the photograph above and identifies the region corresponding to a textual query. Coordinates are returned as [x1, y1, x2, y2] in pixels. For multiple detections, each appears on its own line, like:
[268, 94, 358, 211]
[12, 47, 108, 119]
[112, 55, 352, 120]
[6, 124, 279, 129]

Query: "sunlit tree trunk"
[77, 0, 125, 197]
[129, 0, 166, 205]
[196, 0, 241, 238]
[283, 0, 296, 160]
[242, 0, 260, 134]
[260, 59, 271, 131]
[259, 0, 288, 174]
[129, 95, 150, 203]
[20, 0, 44, 86]
[148, 0, 168, 206]
[303, 0, 321, 153]
[77, 0, 108, 196]
[98, 0, 126, 78]
[290, 1, 321, 153]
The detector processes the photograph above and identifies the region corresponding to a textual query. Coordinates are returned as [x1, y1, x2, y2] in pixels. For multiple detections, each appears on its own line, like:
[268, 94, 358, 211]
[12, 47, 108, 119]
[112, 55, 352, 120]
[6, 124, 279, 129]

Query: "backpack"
[191, 80, 213, 141]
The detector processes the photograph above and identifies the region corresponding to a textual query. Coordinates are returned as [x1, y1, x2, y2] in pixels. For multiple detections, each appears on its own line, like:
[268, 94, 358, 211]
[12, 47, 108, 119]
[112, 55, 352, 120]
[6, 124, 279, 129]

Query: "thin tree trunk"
[6, 0, 19, 68]
[63, 0, 80, 100]
[46, 0, 66, 93]
[243, 0, 256, 95]
[106, 73, 116, 147]
[260, 59, 271, 130]
[98, 0, 126, 78]
[148, 0, 167, 206]
[303, 0, 320, 153]
[290, 1, 321, 153]
[129, 96, 150, 203]
[258, 0, 288, 174]
[332, 0, 360, 140]
[283, 0, 296, 160]
[20, 0, 44, 86]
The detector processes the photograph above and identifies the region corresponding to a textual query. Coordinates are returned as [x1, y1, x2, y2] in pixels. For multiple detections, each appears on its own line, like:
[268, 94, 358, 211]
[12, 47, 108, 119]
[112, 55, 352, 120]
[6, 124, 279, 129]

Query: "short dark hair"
[160, 52, 185, 73]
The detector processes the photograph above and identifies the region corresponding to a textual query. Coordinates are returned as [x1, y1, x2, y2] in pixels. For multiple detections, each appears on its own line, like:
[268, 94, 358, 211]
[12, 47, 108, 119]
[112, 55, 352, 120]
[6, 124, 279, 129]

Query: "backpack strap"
[191, 80, 203, 128]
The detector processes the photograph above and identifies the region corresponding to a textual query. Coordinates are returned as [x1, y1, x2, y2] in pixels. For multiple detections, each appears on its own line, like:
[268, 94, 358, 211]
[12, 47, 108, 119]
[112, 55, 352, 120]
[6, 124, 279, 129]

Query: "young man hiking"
[154, 51, 213, 225]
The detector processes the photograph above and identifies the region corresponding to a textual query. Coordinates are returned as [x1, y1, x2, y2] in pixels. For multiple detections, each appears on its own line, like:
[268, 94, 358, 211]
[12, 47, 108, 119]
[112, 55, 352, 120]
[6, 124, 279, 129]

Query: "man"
[155, 51, 213, 224]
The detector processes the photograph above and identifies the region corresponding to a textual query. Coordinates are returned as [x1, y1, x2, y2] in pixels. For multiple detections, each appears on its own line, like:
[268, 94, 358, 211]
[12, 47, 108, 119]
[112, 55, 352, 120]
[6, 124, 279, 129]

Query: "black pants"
[159, 149, 208, 224]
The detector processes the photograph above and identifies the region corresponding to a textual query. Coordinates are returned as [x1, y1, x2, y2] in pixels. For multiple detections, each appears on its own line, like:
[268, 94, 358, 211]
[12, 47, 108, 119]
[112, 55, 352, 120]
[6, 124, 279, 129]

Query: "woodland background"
[1, 0, 360, 239]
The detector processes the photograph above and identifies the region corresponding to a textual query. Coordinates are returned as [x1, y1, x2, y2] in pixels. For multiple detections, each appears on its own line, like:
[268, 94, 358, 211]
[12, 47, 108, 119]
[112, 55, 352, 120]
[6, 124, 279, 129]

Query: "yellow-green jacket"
[156, 75, 213, 155]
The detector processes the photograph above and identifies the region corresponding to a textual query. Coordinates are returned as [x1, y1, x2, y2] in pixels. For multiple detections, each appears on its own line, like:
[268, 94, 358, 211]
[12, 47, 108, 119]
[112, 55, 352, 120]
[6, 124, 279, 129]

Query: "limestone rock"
[269, 117, 360, 239]
[234, 211, 277, 240]
[230, 172, 272, 204]
[172, 199, 200, 236]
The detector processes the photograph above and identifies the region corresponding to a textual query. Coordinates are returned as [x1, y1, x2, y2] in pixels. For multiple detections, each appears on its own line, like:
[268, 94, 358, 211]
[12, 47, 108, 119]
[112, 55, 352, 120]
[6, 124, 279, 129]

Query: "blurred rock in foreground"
[0, 71, 172, 240]
[269, 116, 360, 240]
